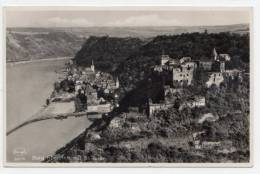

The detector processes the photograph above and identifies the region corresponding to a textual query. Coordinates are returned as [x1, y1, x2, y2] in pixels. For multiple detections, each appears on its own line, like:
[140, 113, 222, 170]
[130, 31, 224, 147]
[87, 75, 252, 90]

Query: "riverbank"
[7, 57, 72, 65]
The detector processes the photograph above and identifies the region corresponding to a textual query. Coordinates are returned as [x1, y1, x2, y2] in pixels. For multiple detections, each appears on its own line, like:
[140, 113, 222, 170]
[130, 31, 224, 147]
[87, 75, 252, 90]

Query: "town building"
[201, 141, 221, 149]
[179, 96, 206, 110]
[225, 69, 242, 80]
[87, 103, 113, 113]
[148, 99, 173, 116]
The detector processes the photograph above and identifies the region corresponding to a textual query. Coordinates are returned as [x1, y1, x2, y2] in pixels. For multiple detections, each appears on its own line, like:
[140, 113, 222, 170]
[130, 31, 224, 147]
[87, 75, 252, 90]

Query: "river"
[6, 58, 91, 163]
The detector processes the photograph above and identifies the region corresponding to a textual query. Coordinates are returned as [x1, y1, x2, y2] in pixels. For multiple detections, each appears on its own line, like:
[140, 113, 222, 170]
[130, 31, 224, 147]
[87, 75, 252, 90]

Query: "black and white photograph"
[3, 6, 252, 166]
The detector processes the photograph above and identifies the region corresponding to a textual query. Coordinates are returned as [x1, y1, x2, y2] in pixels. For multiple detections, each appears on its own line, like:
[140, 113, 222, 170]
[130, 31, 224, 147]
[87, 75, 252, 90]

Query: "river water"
[6, 59, 91, 163]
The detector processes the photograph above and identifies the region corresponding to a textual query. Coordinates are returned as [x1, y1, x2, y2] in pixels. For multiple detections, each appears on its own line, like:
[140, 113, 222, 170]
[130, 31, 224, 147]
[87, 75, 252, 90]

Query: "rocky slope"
[6, 29, 85, 62]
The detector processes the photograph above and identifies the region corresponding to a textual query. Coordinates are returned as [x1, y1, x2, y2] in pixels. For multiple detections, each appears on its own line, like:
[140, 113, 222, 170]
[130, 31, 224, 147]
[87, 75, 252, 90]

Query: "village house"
[194, 140, 221, 150]
[179, 96, 206, 110]
[87, 103, 113, 113]
[194, 140, 201, 149]
[225, 69, 243, 80]
[97, 103, 114, 113]
[188, 96, 206, 107]
[106, 77, 120, 90]
[84, 85, 98, 105]
[148, 99, 173, 116]
[201, 141, 221, 149]
[75, 80, 84, 92]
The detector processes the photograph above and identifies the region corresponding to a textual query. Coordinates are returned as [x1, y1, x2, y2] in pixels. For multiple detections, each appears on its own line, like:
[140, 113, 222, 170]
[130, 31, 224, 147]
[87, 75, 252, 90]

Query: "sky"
[5, 7, 251, 27]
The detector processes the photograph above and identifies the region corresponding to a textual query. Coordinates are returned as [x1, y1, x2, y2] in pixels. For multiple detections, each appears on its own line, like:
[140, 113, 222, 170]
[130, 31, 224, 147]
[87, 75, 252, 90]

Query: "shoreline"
[7, 57, 72, 65]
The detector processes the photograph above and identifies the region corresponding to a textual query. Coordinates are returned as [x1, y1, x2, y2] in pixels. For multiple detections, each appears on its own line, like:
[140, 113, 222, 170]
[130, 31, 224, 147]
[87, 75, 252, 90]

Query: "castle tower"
[91, 59, 95, 72]
[161, 49, 170, 66]
[115, 76, 120, 88]
[161, 53, 171, 66]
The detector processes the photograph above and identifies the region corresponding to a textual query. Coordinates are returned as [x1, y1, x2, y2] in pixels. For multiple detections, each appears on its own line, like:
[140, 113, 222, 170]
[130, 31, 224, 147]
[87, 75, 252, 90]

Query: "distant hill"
[8, 24, 249, 38]
[6, 24, 249, 62]
[6, 29, 85, 62]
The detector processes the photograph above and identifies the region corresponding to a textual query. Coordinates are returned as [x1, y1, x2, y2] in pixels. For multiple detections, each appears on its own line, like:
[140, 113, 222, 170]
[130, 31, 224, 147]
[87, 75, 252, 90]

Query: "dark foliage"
[74, 36, 146, 72]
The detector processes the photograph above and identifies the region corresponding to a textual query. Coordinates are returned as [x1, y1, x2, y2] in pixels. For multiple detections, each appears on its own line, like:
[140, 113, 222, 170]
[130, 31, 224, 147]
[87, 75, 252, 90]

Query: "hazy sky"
[5, 7, 251, 27]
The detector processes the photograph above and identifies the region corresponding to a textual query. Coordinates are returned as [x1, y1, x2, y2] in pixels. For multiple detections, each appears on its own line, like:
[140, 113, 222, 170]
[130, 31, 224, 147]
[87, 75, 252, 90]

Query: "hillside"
[45, 31, 250, 163]
[73, 36, 146, 72]
[71, 32, 249, 110]
[115, 32, 249, 109]
[46, 75, 250, 163]
[6, 29, 85, 62]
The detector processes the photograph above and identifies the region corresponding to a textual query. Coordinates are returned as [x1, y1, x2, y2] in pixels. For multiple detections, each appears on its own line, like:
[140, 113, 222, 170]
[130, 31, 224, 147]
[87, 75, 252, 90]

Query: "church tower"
[212, 48, 218, 61]
[115, 76, 120, 88]
[91, 59, 95, 72]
